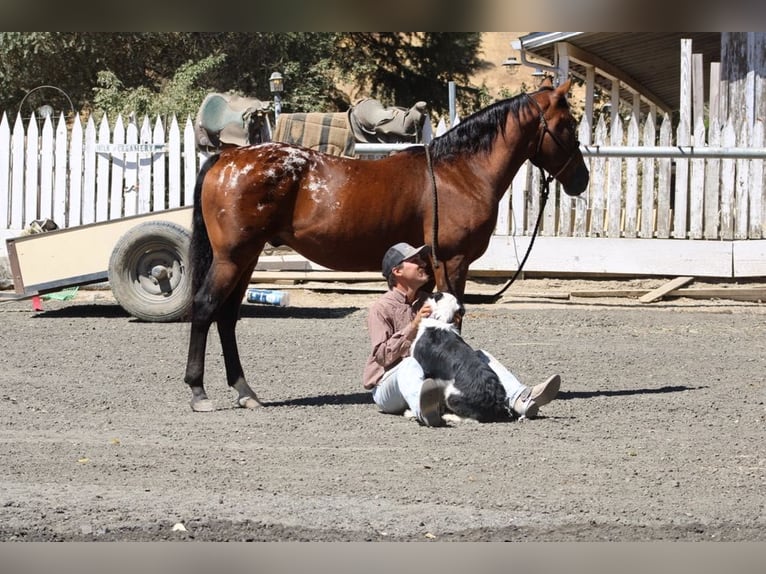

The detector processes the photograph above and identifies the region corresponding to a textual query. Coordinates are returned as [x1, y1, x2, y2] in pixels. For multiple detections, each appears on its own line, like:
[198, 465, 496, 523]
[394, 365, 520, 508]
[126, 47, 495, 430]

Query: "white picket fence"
[1, 107, 766, 277]
[0, 112, 201, 231]
[3, 109, 765, 238]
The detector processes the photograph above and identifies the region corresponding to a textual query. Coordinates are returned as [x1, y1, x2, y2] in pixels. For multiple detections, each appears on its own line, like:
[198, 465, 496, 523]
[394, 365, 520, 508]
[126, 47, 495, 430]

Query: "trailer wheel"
[108, 221, 192, 322]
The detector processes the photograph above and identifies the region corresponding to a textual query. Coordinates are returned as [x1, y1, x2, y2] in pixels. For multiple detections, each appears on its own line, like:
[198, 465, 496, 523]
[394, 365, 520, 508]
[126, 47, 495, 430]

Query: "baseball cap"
[381, 242, 431, 279]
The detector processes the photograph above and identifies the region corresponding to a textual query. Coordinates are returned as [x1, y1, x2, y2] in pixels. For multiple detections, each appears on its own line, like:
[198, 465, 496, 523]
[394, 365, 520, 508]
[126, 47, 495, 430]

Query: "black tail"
[189, 154, 221, 297]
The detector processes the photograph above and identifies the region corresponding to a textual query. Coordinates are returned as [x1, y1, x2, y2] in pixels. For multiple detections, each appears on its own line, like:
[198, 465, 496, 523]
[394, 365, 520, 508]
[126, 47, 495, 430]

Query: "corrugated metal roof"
[518, 32, 721, 112]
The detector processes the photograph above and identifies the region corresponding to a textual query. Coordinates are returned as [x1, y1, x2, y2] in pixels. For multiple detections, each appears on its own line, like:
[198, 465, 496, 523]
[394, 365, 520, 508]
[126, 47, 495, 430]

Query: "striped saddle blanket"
[273, 113, 355, 157]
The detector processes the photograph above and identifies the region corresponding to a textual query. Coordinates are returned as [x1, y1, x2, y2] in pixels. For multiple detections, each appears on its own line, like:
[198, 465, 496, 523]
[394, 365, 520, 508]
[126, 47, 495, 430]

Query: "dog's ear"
[432, 291, 444, 302]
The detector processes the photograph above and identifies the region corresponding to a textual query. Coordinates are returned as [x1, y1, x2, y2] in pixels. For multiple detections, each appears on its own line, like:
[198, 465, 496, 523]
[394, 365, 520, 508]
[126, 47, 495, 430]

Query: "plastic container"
[245, 288, 290, 306]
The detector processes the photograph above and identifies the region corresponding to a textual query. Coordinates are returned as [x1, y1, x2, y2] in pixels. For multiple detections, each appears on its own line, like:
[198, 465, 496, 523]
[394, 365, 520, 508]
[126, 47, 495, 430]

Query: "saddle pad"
[273, 113, 355, 157]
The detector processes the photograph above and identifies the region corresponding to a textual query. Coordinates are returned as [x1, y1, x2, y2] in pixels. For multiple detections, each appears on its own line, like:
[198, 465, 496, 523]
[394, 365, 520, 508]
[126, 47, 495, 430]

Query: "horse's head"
[527, 79, 589, 197]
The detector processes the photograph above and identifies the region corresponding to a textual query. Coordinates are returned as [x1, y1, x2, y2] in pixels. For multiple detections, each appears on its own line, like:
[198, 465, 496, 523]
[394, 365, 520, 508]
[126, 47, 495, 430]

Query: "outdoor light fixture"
[269, 71, 284, 121]
[510, 39, 562, 86]
[502, 56, 521, 76]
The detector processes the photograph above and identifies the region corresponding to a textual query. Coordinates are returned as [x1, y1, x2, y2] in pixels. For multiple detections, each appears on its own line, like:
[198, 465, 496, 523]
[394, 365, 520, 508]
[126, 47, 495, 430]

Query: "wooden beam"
[561, 42, 672, 113]
[572, 285, 766, 302]
[638, 276, 695, 303]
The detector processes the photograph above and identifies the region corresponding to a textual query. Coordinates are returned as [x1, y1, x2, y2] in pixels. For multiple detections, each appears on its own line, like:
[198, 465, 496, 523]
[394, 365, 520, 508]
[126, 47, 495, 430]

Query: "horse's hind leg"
[217, 269, 261, 409]
[185, 300, 216, 412]
[184, 259, 249, 412]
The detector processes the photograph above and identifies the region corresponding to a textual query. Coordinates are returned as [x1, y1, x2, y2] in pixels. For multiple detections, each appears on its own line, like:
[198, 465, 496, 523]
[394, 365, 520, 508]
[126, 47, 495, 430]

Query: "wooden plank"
[573, 286, 766, 302]
[638, 276, 694, 303]
[733, 239, 766, 276]
[109, 116, 126, 219]
[720, 118, 736, 239]
[734, 121, 750, 239]
[474, 236, 733, 277]
[673, 39, 692, 239]
[590, 115, 607, 237]
[639, 110, 656, 238]
[749, 120, 764, 239]
[607, 103, 623, 238]
[623, 107, 639, 238]
[571, 289, 648, 298]
[656, 113, 672, 238]
[688, 119, 706, 239]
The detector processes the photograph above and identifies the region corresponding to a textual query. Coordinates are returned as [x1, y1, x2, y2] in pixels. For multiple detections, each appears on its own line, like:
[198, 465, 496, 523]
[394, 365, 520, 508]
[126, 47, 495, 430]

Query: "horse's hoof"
[190, 398, 216, 412]
[237, 396, 262, 409]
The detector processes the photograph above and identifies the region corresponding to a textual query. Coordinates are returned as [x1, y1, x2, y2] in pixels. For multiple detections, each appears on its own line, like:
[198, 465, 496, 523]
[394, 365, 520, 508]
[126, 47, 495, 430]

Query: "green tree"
[335, 33, 487, 115]
[0, 32, 485, 120]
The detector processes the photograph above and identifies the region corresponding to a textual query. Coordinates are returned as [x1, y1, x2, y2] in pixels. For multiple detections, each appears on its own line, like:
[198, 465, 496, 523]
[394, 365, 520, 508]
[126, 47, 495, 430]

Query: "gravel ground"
[1, 279, 765, 542]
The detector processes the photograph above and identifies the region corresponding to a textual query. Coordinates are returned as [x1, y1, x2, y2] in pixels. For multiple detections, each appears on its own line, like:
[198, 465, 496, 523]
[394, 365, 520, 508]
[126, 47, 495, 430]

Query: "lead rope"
[486, 167, 553, 301]
[424, 143, 440, 271]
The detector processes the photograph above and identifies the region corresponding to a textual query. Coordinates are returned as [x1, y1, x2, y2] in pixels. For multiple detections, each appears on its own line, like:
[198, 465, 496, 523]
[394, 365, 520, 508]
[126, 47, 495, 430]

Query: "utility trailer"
[5, 207, 193, 322]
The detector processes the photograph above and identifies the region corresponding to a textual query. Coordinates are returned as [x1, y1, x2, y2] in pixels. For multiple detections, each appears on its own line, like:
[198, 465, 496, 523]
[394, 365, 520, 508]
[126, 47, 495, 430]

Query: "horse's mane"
[427, 87, 554, 162]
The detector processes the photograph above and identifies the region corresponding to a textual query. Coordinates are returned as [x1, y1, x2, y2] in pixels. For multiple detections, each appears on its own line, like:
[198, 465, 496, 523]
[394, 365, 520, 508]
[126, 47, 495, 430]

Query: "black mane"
[427, 90, 543, 162]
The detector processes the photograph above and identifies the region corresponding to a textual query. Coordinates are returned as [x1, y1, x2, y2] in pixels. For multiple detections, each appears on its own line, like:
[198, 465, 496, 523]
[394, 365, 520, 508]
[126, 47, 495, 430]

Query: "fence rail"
[1, 108, 765, 251]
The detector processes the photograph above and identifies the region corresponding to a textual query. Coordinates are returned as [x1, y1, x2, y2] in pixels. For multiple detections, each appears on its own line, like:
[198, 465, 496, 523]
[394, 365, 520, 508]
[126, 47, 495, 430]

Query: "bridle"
[524, 92, 581, 183]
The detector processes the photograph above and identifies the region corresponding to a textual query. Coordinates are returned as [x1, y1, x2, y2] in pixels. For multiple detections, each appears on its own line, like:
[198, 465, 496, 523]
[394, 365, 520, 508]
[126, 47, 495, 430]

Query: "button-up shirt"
[362, 288, 428, 389]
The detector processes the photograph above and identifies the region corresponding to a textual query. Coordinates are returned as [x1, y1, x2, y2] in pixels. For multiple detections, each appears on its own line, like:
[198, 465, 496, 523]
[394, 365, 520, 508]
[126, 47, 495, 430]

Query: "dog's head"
[424, 291, 464, 324]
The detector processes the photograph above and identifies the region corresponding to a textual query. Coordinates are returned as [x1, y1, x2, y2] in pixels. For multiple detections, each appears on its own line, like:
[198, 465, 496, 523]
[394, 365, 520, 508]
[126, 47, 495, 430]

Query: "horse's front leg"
[217, 270, 262, 409]
[432, 256, 469, 330]
[432, 256, 469, 299]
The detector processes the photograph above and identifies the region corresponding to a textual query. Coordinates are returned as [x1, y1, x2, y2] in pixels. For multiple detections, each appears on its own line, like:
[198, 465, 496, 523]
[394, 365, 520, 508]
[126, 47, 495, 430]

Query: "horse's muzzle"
[563, 162, 589, 196]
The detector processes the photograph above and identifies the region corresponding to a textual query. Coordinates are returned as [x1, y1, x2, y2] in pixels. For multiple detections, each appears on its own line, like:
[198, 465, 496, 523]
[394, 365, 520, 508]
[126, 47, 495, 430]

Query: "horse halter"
[525, 93, 581, 183]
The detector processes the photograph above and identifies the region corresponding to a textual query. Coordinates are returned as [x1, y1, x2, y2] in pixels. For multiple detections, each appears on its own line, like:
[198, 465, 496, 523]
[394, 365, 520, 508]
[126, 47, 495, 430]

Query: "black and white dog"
[411, 292, 511, 423]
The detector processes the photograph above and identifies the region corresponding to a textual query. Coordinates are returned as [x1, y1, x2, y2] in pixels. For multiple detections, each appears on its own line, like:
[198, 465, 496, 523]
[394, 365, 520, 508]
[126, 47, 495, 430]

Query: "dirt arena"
[1, 278, 764, 541]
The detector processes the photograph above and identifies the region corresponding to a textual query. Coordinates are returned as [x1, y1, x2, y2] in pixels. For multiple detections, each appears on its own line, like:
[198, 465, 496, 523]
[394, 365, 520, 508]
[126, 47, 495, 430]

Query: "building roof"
[518, 32, 721, 113]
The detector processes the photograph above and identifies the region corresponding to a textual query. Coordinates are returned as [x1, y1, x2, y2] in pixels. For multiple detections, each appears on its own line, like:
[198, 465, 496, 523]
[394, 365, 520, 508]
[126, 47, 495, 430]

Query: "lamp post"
[269, 71, 284, 122]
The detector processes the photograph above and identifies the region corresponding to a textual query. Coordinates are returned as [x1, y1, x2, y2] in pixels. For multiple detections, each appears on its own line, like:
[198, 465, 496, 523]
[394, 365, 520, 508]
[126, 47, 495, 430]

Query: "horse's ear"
[540, 76, 554, 89]
[555, 79, 572, 96]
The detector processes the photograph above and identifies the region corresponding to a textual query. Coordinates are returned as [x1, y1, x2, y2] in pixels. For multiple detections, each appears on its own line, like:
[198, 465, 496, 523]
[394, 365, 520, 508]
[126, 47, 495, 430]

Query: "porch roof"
[518, 32, 721, 113]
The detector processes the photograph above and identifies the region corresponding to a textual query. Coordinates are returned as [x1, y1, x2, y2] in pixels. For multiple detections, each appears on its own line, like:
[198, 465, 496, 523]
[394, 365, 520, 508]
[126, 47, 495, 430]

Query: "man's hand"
[412, 303, 432, 330]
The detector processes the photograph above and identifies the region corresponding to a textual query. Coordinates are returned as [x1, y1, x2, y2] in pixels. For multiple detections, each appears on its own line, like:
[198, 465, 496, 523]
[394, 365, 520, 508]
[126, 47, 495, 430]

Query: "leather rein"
[424, 92, 581, 302]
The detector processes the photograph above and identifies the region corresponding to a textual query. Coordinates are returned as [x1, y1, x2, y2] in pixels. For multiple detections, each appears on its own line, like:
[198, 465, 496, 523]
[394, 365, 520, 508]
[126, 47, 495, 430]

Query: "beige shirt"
[362, 288, 428, 389]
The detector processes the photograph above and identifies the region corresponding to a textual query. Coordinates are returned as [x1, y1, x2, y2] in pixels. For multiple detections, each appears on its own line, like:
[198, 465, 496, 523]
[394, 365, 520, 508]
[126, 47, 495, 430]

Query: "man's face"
[396, 255, 430, 288]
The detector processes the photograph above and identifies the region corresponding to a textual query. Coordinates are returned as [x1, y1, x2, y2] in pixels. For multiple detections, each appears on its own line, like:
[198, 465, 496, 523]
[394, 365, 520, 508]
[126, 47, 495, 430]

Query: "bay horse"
[184, 79, 589, 412]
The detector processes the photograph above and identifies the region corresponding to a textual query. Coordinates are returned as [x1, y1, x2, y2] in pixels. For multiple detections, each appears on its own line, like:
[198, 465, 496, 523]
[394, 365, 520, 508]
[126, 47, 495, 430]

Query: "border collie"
[411, 292, 511, 423]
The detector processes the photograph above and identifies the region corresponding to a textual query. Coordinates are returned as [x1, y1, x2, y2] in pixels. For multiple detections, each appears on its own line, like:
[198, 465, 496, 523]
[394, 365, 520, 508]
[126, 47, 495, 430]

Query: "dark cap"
[381, 242, 431, 279]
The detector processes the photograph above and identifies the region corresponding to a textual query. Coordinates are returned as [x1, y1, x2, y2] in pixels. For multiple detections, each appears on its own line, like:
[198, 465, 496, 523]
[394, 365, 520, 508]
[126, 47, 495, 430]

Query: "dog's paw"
[442, 413, 478, 424]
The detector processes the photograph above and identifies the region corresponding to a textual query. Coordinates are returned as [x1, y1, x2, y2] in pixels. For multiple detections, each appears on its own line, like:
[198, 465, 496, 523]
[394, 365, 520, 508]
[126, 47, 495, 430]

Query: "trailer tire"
[108, 221, 192, 322]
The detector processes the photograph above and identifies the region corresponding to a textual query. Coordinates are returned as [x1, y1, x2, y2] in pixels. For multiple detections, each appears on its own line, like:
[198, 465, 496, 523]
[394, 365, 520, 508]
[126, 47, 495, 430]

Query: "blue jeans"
[372, 350, 527, 417]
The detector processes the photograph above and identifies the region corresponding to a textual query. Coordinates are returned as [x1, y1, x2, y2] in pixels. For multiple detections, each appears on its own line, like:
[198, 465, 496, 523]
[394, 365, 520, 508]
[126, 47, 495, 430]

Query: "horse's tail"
[189, 154, 221, 297]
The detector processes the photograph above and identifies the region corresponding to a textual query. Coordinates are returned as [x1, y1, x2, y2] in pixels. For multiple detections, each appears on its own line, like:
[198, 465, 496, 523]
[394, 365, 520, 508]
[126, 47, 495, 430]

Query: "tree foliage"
[336, 33, 488, 113]
[0, 32, 486, 121]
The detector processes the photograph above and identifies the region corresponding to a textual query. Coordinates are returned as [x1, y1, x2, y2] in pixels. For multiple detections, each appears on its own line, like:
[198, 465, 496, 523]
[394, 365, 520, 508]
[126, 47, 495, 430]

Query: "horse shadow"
[238, 305, 359, 320]
[262, 392, 373, 407]
[31, 303, 130, 319]
[264, 385, 702, 410]
[30, 304, 360, 321]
